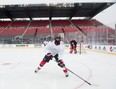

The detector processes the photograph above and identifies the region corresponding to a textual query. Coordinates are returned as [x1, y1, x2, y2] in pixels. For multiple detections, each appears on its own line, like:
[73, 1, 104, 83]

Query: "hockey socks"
[35, 60, 46, 73]
[63, 68, 69, 77]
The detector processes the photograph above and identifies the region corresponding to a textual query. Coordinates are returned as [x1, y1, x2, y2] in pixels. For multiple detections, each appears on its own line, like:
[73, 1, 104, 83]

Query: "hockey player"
[35, 36, 69, 77]
[70, 39, 77, 54]
[43, 39, 49, 46]
[43, 37, 52, 46]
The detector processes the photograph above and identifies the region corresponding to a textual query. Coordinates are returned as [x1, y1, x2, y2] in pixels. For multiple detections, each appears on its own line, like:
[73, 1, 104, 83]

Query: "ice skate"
[65, 72, 69, 77]
[70, 51, 72, 54]
[74, 51, 77, 54]
[34, 68, 40, 73]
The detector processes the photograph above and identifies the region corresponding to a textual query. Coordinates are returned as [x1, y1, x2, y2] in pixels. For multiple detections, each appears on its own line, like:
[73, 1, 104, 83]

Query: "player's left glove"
[57, 60, 65, 68]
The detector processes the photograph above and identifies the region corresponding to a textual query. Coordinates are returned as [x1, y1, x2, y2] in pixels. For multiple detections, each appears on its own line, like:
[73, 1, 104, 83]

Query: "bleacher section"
[63, 27, 77, 33]
[51, 20, 71, 27]
[11, 21, 30, 27]
[72, 20, 96, 26]
[0, 21, 11, 27]
[0, 19, 114, 41]
[37, 28, 51, 34]
[30, 20, 49, 27]
[52, 27, 63, 33]
[0, 27, 25, 38]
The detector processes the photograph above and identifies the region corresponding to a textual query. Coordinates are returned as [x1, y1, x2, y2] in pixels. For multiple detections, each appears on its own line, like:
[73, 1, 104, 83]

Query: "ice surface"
[0, 48, 116, 89]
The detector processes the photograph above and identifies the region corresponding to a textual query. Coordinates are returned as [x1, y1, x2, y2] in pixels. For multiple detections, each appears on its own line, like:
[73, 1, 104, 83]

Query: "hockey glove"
[57, 60, 65, 68]
[46, 53, 53, 60]
[43, 53, 53, 62]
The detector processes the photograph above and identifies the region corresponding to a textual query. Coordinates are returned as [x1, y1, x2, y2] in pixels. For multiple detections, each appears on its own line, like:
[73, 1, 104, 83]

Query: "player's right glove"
[43, 53, 53, 62]
[57, 60, 65, 68]
[46, 53, 53, 60]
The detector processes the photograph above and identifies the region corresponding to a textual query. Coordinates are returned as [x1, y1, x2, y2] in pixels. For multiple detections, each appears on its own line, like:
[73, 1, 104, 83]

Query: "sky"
[0, 0, 116, 29]
[93, 3, 116, 29]
[0, 0, 116, 4]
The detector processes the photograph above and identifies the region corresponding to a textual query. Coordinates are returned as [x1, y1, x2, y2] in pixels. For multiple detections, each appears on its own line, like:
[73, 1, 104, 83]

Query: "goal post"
[77, 41, 87, 54]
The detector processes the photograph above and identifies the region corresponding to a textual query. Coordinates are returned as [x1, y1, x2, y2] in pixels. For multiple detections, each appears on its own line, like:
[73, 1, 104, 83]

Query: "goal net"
[77, 41, 87, 54]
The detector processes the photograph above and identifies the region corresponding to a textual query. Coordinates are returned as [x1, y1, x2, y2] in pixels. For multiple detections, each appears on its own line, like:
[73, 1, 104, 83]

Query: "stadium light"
[78, 3, 82, 6]
[48, 3, 74, 7]
[0, 5, 5, 8]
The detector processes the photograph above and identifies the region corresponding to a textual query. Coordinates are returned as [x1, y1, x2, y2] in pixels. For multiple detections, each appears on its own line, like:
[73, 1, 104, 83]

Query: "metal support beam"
[115, 24, 116, 45]
[69, 3, 80, 20]
[3, 8, 14, 21]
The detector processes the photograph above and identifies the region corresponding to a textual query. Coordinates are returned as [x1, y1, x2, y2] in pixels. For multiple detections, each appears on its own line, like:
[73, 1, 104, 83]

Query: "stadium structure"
[0, 2, 116, 46]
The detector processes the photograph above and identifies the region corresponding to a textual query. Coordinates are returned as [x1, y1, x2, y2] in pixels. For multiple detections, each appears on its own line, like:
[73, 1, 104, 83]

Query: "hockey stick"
[65, 67, 91, 85]
[54, 58, 91, 85]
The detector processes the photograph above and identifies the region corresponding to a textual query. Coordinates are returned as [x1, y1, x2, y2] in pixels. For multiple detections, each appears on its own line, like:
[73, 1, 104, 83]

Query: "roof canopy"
[0, 3, 114, 21]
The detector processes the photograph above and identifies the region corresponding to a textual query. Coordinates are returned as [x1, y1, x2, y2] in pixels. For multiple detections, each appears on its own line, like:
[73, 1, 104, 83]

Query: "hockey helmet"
[54, 36, 61, 45]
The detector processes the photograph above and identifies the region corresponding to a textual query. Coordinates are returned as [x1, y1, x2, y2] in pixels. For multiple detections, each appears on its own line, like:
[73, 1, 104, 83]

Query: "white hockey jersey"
[44, 41, 65, 59]
[43, 40, 49, 46]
